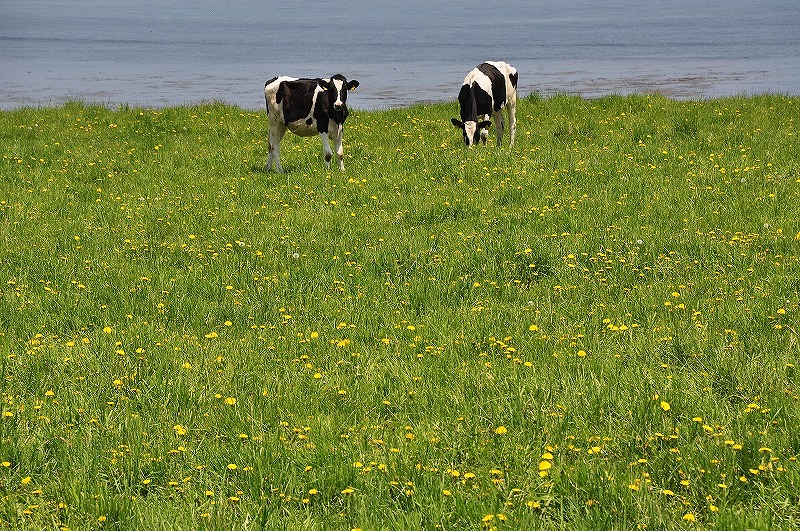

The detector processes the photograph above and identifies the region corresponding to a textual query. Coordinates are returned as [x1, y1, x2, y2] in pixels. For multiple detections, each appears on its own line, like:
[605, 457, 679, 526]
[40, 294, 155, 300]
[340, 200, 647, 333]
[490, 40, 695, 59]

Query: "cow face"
[319, 75, 360, 111]
[451, 118, 492, 146]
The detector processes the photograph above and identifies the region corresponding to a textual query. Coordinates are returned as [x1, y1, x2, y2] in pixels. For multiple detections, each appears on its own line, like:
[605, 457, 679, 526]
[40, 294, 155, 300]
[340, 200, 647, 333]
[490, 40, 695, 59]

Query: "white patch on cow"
[331, 78, 345, 109]
[463, 121, 478, 145]
[463, 69, 493, 102]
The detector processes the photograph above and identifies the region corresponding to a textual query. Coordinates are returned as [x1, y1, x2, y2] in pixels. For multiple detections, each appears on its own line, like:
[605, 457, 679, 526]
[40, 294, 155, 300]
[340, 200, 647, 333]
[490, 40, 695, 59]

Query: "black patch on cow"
[459, 82, 494, 122]
[276, 78, 320, 125]
[477, 63, 507, 114]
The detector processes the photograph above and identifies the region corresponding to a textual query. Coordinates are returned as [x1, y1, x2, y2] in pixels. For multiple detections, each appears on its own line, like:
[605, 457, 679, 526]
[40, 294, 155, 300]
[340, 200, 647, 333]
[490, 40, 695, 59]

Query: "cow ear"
[479, 120, 492, 129]
[451, 118, 464, 129]
[318, 79, 330, 89]
[348, 80, 359, 90]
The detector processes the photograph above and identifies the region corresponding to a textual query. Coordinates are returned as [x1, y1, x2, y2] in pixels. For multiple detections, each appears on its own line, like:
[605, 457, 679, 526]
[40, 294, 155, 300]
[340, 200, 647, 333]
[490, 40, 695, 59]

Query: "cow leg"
[267, 121, 288, 173]
[330, 124, 345, 171]
[494, 110, 505, 146]
[319, 132, 333, 170]
[507, 99, 517, 148]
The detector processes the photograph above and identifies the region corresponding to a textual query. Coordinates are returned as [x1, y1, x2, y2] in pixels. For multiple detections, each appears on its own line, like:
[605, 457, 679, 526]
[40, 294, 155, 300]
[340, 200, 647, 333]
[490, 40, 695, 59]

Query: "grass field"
[1, 93, 799, 530]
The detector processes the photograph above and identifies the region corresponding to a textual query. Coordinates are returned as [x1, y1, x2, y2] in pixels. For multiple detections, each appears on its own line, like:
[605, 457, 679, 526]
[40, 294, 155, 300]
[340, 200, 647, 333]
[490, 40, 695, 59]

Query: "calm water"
[2, 0, 799, 110]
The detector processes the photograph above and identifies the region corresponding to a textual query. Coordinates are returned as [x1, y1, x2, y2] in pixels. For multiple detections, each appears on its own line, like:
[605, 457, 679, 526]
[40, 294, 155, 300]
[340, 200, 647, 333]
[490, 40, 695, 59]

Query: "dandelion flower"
[495, 425, 508, 435]
[660, 401, 671, 411]
[173, 425, 187, 436]
[683, 513, 696, 521]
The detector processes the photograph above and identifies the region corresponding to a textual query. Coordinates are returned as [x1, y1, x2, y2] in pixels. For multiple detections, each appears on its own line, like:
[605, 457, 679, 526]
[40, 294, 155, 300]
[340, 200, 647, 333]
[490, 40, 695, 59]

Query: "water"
[2, 0, 799, 110]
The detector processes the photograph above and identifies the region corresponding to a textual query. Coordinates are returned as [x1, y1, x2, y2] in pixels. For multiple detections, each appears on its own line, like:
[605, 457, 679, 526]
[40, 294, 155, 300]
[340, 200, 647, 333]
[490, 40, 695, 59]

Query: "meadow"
[0, 93, 798, 530]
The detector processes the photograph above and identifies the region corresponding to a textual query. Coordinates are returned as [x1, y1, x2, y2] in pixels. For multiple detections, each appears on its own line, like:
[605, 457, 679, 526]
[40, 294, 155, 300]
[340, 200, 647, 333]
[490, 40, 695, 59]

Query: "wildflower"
[227, 464, 238, 470]
[224, 397, 236, 405]
[660, 401, 671, 412]
[21, 476, 32, 485]
[442, 489, 452, 496]
[683, 513, 696, 521]
[173, 425, 187, 436]
[341, 487, 355, 494]
[495, 425, 508, 435]
[103, 326, 112, 334]
[577, 349, 587, 358]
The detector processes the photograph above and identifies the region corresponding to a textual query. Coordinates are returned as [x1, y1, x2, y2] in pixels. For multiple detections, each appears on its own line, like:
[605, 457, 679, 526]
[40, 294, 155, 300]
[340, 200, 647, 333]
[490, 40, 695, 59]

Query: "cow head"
[319, 75, 360, 111]
[451, 118, 492, 146]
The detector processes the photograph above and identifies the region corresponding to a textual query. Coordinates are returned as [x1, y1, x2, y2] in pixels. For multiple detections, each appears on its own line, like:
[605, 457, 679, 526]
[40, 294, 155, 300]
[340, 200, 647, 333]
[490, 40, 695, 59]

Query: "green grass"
[1, 93, 799, 530]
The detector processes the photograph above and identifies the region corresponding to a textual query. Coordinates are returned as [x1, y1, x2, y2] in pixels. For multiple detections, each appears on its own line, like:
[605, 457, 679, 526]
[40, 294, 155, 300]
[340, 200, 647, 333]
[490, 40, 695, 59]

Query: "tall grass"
[1, 94, 798, 529]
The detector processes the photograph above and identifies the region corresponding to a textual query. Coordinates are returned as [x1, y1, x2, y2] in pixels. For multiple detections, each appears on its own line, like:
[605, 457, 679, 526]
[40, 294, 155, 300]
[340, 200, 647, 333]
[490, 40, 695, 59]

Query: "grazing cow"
[264, 74, 359, 172]
[451, 61, 518, 147]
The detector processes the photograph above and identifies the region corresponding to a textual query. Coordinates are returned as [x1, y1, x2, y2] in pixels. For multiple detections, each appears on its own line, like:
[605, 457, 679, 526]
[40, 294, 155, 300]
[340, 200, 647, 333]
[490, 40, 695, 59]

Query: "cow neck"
[469, 86, 479, 121]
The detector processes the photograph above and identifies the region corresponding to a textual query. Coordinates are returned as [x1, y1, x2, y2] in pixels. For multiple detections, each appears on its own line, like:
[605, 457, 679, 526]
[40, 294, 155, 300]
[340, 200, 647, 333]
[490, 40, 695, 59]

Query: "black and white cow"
[264, 74, 359, 172]
[451, 61, 518, 147]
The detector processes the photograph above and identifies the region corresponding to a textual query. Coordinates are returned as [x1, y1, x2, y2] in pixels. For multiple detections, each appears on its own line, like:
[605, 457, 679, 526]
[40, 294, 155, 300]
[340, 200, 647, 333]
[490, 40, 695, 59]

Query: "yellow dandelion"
[102, 326, 112, 334]
[683, 513, 696, 521]
[173, 425, 187, 436]
[495, 425, 508, 435]
[224, 397, 236, 405]
[21, 476, 32, 485]
[660, 401, 671, 412]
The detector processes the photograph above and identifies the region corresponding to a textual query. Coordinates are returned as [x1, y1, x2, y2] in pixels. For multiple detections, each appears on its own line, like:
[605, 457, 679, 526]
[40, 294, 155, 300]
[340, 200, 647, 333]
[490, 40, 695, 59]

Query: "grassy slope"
[1, 94, 799, 530]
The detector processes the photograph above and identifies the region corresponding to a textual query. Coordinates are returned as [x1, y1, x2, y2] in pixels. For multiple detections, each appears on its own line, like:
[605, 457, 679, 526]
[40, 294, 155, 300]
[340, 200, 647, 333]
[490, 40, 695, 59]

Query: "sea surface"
[2, 0, 799, 110]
